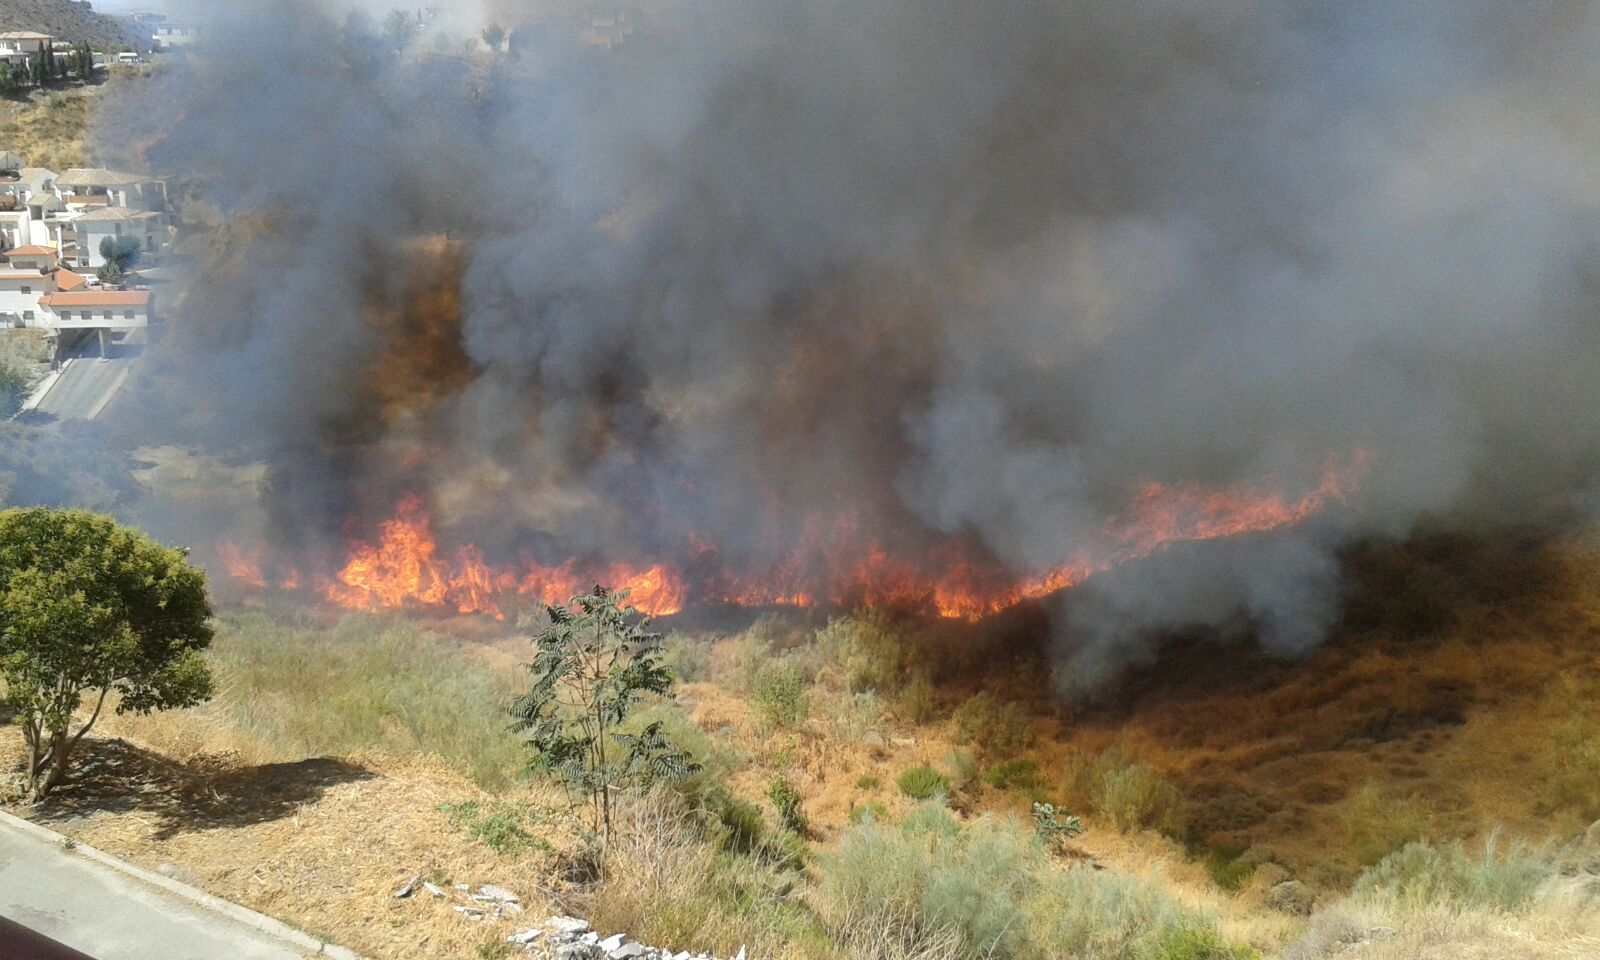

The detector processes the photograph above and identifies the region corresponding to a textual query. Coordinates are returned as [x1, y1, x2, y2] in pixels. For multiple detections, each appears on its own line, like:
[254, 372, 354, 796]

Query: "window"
[23, 310, 33, 320]
[102, 310, 112, 320]
[123, 310, 135, 320]
[19, 285, 29, 294]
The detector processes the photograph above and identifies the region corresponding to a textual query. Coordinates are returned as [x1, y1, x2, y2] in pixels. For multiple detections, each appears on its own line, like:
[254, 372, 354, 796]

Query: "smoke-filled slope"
[114, 0, 1600, 691]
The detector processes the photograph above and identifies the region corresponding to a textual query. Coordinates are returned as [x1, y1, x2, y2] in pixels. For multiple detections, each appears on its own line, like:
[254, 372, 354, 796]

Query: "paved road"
[31, 355, 134, 421]
[0, 816, 322, 960]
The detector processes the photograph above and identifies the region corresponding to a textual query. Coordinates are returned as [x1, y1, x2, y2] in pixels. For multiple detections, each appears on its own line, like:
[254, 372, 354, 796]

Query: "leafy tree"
[0, 361, 27, 419]
[510, 586, 698, 854]
[97, 234, 142, 284]
[73, 45, 95, 82]
[0, 509, 214, 799]
[481, 22, 507, 52]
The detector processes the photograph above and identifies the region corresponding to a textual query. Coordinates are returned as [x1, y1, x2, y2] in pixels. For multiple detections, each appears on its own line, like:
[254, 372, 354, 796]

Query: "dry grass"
[5, 532, 1600, 958]
[0, 91, 94, 171]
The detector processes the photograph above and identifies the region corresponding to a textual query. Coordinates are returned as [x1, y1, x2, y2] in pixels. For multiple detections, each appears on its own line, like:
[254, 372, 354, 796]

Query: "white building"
[54, 168, 168, 213]
[151, 23, 199, 50]
[39, 290, 153, 356]
[0, 32, 53, 57]
[72, 207, 167, 268]
[0, 265, 53, 328]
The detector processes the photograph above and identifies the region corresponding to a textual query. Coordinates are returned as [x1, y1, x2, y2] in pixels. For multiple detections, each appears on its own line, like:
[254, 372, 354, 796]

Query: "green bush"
[813, 610, 913, 693]
[944, 749, 980, 793]
[855, 773, 881, 790]
[897, 765, 950, 800]
[950, 691, 1032, 758]
[849, 802, 889, 825]
[984, 758, 1041, 792]
[1200, 844, 1256, 892]
[818, 807, 1246, 960]
[767, 775, 807, 834]
[1352, 835, 1550, 913]
[1070, 750, 1183, 834]
[750, 661, 808, 730]
[1342, 783, 1434, 866]
[1137, 925, 1259, 960]
[897, 670, 938, 723]
[659, 632, 712, 683]
[438, 800, 550, 857]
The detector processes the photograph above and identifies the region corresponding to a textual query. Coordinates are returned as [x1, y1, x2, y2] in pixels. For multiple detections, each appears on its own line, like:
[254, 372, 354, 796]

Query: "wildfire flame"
[217, 452, 1371, 621]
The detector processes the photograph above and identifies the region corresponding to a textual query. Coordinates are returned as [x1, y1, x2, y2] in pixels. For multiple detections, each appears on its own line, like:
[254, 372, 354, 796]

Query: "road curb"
[0, 809, 362, 959]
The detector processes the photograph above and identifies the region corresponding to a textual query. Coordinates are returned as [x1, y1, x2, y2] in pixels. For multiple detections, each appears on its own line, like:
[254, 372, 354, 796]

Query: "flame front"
[220, 452, 1370, 620]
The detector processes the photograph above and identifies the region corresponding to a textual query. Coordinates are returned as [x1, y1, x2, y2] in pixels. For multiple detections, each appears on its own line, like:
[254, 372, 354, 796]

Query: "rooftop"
[57, 168, 155, 189]
[0, 32, 53, 42]
[6, 245, 57, 257]
[41, 290, 151, 308]
[74, 207, 160, 223]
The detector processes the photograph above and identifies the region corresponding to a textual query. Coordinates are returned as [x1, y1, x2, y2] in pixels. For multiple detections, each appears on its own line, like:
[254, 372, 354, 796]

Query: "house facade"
[73, 207, 166, 267]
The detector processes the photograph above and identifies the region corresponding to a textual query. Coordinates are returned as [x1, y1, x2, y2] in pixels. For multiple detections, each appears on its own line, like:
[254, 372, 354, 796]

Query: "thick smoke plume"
[102, 0, 1600, 692]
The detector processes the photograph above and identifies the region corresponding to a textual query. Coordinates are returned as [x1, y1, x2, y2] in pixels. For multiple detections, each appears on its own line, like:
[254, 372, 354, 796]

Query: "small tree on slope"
[0, 509, 214, 800]
[510, 586, 697, 857]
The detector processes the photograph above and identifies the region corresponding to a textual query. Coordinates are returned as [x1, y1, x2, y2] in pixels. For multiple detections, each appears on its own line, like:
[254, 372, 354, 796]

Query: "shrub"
[1342, 783, 1434, 866]
[897, 766, 949, 800]
[896, 671, 938, 723]
[1031, 801, 1085, 852]
[1200, 844, 1256, 892]
[1089, 754, 1183, 834]
[819, 808, 1244, 960]
[510, 587, 698, 847]
[828, 691, 887, 744]
[944, 749, 980, 793]
[750, 661, 809, 731]
[813, 610, 912, 693]
[1352, 835, 1550, 913]
[849, 802, 889, 825]
[1138, 925, 1260, 960]
[767, 775, 807, 834]
[984, 758, 1041, 792]
[950, 692, 1031, 758]
[855, 774, 881, 790]
[659, 632, 712, 683]
[439, 800, 549, 857]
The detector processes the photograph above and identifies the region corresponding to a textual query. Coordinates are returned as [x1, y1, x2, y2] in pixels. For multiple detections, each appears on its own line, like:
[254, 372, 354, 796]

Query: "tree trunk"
[21, 723, 44, 799]
[41, 730, 75, 796]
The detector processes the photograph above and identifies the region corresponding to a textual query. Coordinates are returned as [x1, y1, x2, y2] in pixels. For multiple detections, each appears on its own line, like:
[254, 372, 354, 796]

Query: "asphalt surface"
[0, 817, 319, 960]
[30, 355, 134, 421]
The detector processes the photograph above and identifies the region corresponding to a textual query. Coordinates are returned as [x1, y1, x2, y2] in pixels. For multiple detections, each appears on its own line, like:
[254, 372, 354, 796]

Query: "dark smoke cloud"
[101, 0, 1600, 689]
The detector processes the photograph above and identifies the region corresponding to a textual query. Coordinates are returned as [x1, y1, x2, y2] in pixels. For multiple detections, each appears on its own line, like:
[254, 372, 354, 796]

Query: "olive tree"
[0, 509, 214, 799]
[510, 586, 697, 853]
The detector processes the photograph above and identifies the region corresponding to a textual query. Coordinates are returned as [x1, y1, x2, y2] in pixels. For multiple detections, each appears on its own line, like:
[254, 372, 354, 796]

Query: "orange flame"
[220, 452, 1370, 621]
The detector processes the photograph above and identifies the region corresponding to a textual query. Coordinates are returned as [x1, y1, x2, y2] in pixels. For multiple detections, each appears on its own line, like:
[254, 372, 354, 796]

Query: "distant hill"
[0, 0, 144, 51]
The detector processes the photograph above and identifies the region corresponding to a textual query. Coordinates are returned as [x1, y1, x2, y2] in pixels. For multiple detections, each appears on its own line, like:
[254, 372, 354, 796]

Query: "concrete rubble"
[502, 916, 748, 959]
[393, 873, 749, 959]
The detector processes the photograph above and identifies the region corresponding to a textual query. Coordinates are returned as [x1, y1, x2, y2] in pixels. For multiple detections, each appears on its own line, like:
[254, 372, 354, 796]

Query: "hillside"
[0, 0, 143, 50]
[5, 530, 1600, 959]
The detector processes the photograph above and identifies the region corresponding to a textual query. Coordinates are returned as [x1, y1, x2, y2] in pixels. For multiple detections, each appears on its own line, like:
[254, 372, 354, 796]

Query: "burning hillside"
[218, 452, 1370, 622]
[92, 0, 1600, 691]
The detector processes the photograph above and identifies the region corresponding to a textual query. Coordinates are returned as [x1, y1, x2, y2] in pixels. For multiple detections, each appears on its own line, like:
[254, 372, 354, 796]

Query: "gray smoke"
[99, 0, 1600, 690]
